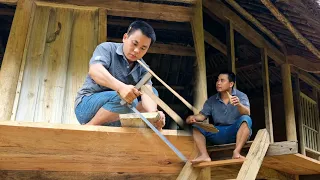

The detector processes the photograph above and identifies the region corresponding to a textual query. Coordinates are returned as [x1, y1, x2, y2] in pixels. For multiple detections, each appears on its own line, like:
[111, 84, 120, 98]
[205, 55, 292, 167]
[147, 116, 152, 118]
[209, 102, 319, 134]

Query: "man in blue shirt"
[75, 21, 165, 129]
[186, 71, 252, 163]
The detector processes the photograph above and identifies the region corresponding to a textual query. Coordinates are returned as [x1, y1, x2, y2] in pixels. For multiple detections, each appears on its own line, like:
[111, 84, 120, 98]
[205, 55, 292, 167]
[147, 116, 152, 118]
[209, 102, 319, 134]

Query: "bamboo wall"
[12, 3, 100, 124]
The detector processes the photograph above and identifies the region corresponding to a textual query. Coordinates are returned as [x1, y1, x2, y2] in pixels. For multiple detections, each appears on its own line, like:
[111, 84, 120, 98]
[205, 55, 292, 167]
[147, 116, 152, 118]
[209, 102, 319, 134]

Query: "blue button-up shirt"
[75, 42, 152, 107]
[200, 89, 250, 126]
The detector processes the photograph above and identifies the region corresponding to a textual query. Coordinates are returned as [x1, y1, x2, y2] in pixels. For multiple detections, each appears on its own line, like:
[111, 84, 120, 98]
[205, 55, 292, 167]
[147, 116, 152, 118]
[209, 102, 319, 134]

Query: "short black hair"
[219, 71, 236, 85]
[127, 20, 156, 45]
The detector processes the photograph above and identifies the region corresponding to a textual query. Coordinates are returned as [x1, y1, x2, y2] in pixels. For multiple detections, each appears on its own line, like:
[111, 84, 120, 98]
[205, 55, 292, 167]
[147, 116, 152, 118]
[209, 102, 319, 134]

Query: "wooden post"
[98, 8, 107, 44]
[191, 0, 207, 116]
[0, 0, 34, 120]
[281, 63, 297, 141]
[295, 74, 306, 155]
[226, 21, 236, 75]
[261, 48, 274, 143]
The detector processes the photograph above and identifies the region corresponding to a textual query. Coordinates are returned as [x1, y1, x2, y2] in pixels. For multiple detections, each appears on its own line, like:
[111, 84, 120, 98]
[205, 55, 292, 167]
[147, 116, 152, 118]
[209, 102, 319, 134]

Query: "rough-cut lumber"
[236, 129, 270, 180]
[0, 0, 34, 120]
[288, 55, 320, 73]
[261, 48, 274, 143]
[292, 68, 320, 90]
[108, 37, 195, 57]
[225, 0, 286, 52]
[281, 63, 297, 141]
[40, 0, 192, 22]
[203, 0, 285, 65]
[176, 161, 200, 180]
[0, 121, 193, 173]
[193, 159, 245, 168]
[261, 0, 320, 60]
[0, 0, 17, 5]
[204, 30, 227, 55]
[98, 8, 107, 44]
[226, 21, 236, 75]
[119, 112, 160, 128]
[194, 122, 218, 133]
[191, 0, 207, 115]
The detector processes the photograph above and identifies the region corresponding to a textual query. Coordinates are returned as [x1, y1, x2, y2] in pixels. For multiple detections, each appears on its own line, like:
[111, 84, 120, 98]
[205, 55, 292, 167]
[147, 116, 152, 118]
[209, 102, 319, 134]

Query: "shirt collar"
[116, 43, 141, 73]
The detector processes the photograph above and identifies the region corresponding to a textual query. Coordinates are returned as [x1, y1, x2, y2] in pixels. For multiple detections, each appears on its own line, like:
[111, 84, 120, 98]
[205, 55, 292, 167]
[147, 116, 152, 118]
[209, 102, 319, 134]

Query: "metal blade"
[129, 106, 187, 162]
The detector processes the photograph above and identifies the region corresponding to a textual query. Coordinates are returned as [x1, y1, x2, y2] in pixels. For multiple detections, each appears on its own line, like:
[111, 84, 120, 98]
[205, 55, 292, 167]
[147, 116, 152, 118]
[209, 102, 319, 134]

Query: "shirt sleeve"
[89, 43, 112, 69]
[200, 98, 212, 117]
[139, 59, 152, 86]
[240, 94, 250, 108]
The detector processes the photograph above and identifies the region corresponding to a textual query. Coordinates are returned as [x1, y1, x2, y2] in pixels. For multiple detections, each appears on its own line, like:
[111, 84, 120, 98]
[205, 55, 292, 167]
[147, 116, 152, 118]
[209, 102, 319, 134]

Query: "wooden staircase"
[177, 129, 270, 180]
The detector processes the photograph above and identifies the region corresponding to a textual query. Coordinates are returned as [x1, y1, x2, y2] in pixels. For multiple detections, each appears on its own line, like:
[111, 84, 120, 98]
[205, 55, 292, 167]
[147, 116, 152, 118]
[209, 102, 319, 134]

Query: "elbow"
[88, 64, 99, 79]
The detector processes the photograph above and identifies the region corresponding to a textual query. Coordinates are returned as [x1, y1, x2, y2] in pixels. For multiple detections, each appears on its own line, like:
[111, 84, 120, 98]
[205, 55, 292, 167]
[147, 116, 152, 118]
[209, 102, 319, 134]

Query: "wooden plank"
[0, 8, 15, 16]
[0, 0, 34, 120]
[140, 85, 185, 128]
[0, 0, 17, 5]
[288, 55, 320, 73]
[226, 21, 236, 74]
[198, 167, 211, 180]
[176, 161, 200, 180]
[204, 30, 227, 55]
[15, 5, 51, 121]
[40, 0, 192, 22]
[281, 63, 298, 141]
[203, 0, 285, 65]
[191, 0, 207, 115]
[61, 7, 99, 124]
[236, 129, 270, 180]
[0, 171, 178, 180]
[0, 121, 193, 173]
[193, 159, 245, 168]
[108, 37, 196, 57]
[261, 0, 320, 60]
[261, 48, 274, 143]
[295, 74, 306, 155]
[225, 0, 286, 52]
[34, 6, 73, 123]
[119, 112, 160, 128]
[263, 154, 320, 175]
[98, 8, 107, 44]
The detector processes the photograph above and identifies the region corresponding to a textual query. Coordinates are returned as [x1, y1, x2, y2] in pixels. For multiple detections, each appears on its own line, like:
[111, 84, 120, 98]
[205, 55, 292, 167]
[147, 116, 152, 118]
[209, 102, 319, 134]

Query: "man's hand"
[186, 115, 197, 124]
[153, 111, 166, 130]
[118, 85, 142, 103]
[230, 96, 241, 106]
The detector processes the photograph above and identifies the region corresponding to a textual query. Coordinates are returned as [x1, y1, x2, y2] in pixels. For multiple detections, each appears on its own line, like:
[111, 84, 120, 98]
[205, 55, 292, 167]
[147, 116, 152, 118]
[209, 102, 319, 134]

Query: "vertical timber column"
[226, 21, 236, 75]
[261, 48, 274, 143]
[294, 74, 305, 155]
[191, 1, 210, 179]
[281, 63, 297, 141]
[98, 8, 107, 44]
[0, 0, 34, 120]
[191, 0, 207, 115]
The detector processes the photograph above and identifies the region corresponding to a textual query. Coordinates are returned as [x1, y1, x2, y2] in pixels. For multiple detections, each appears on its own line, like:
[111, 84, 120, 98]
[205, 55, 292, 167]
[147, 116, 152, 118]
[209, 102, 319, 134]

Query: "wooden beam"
[155, 0, 196, 4]
[281, 63, 297, 141]
[225, 0, 286, 53]
[203, 0, 285, 65]
[140, 85, 185, 128]
[292, 68, 320, 90]
[0, 0, 34, 120]
[236, 129, 270, 180]
[261, 48, 274, 143]
[107, 37, 195, 57]
[204, 30, 227, 55]
[261, 0, 320, 60]
[119, 112, 160, 128]
[0, 8, 15, 16]
[226, 21, 236, 74]
[0, 121, 193, 173]
[288, 55, 320, 73]
[98, 8, 107, 44]
[191, 0, 207, 115]
[176, 161, 200, 180]
[0, 0, 17, 5]
[40, 0, 192, 22]
[193, 159, 245, 168]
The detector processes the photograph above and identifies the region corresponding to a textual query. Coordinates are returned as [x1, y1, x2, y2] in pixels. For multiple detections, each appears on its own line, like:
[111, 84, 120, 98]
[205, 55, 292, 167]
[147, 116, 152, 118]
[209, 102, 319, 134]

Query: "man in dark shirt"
[186, 71, 252, 163]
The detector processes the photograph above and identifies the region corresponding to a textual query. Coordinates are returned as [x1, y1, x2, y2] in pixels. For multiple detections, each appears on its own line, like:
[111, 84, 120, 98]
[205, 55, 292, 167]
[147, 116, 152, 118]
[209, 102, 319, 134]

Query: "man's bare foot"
[232, 150, 246, 159]
[191, 155, 211, 164]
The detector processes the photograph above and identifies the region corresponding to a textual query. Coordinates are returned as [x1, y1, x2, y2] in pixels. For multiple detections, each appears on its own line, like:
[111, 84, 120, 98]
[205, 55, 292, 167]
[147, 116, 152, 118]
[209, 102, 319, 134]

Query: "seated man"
[186, 71, 252, 163]
[74, 20, 165, 129]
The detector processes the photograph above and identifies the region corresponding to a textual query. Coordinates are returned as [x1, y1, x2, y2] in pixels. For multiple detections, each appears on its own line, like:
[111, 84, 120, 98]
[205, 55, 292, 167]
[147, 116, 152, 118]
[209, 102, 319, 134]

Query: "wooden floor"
[0, 121, 319, 179]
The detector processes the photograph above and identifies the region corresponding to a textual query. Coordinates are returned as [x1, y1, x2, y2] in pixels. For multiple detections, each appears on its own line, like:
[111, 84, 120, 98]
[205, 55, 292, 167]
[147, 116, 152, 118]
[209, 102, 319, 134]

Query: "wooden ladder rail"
[178, 129, 270, 180]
